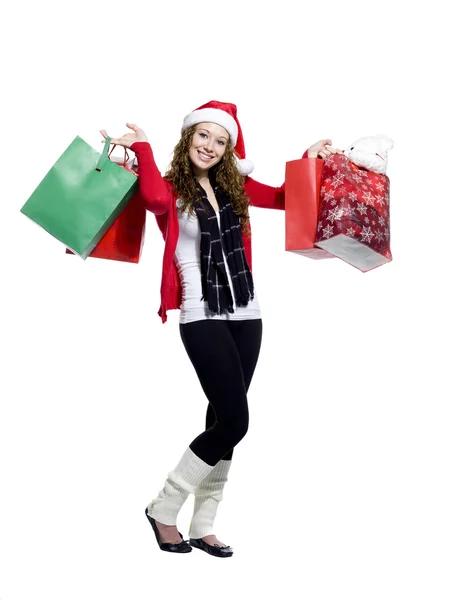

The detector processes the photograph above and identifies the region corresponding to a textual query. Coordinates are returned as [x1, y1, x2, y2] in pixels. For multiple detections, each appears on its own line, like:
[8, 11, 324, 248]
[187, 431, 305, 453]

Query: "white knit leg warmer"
[188, 459, 232, 539]
[147, 447, 215, 526]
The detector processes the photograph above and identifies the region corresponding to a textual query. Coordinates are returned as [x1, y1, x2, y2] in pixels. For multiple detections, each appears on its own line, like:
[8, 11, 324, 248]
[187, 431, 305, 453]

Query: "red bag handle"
[108, 144, 130, 166]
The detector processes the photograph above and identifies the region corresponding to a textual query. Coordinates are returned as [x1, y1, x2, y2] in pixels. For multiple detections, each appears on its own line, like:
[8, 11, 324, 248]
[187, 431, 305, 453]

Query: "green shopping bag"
[20, 135, 139, 259]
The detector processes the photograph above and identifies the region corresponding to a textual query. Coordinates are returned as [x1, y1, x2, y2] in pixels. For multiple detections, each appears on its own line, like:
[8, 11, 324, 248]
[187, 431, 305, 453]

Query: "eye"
[350, 147, 354, 150]
[199, 132, 207, 138]
[218, 140, 225, 145]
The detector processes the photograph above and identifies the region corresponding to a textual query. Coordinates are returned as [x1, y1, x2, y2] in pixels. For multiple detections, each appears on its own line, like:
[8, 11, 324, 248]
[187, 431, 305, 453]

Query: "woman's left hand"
[100, 123, 148, 149]
[307, 139, 342, 159]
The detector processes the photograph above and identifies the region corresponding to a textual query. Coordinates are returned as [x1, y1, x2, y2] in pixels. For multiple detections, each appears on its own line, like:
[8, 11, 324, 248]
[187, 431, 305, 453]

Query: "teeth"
[199, 151, 212, 159]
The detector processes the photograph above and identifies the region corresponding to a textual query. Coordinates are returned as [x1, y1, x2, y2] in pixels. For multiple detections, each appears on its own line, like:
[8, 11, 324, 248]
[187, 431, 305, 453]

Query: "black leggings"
[179, 318, 263, 466]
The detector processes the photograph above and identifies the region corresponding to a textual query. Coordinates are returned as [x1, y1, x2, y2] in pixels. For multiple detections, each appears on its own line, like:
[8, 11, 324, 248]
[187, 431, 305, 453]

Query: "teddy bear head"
[344, 134, 394, 175]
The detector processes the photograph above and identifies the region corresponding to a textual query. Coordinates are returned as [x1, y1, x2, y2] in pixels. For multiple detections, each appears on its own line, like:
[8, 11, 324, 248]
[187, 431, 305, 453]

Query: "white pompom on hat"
[181, 100, 254, 176]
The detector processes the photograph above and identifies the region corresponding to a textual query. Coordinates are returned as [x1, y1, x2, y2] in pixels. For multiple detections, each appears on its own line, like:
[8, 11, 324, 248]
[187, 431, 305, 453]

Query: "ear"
[375, 134, 394, 151]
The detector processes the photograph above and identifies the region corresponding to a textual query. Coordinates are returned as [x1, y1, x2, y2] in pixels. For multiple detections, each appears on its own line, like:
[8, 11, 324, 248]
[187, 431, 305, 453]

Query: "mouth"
[198, 150, 214, 162]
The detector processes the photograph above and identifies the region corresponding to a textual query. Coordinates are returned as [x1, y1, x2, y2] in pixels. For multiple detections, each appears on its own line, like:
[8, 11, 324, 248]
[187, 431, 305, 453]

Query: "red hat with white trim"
[181, 100, 254, 176]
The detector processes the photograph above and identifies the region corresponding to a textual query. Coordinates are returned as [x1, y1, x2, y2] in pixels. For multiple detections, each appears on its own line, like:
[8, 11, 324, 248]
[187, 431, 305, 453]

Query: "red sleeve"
[244, 149, 309, 210]
[130, 142, 173, 215]
[244, 177, 286, 210]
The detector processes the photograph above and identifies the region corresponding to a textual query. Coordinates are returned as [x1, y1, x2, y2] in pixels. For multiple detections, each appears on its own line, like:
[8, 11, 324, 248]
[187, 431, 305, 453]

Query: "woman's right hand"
[100, 123, 148, 149]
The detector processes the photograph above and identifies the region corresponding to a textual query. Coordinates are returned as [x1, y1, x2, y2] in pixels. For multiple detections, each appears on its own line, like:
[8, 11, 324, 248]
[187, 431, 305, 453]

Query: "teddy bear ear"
[375, 134, 394, 151]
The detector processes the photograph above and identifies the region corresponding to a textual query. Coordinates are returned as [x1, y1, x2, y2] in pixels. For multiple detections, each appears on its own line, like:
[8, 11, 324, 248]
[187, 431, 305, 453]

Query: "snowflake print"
[375, 194, 385, 207]
[327, 207, 344, 223]
[375, 230, 384, 242]
[360, 226, 374, 243]
[375, 181, 385, 192]
[378, 215, 385, 226]
[356, 203, 368, 215]
[343, 205, 354, 217]
[348, 191, 359, 204]
[322, 224, 334, 239]
[323, 190, 335, 203]
[364, 217, 370, 224]
[331, 172, 345, 189]
[346, 227, 356, 237]
[317, 221, 323, 231]
[362, 191, 375, 206]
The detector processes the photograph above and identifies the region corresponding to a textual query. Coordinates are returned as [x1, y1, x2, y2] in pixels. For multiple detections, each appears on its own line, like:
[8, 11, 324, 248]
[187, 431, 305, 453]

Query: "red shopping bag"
[285, 158, 334, 259]
[314, 154, 392, 272]
[66, 146, 146, 263]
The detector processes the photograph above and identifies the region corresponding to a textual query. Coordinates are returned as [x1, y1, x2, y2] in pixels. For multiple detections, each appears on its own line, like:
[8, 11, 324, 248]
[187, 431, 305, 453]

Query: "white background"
[1, 1, 449, 599]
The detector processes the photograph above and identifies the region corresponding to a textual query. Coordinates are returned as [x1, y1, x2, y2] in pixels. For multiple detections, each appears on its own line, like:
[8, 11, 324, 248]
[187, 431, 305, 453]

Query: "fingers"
[99, 130, 119, 144]
[315, 139, 333, 158]
[320, 140, 342, 158]
[126, 123, 139, 131]
[101, 138, 120, 145]
[100, 129, 124, 146]
[310, 139, 342, 159]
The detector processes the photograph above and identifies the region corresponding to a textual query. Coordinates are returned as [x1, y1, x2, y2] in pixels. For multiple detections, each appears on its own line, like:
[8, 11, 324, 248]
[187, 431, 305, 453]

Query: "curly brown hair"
[164, 125, 251, 236]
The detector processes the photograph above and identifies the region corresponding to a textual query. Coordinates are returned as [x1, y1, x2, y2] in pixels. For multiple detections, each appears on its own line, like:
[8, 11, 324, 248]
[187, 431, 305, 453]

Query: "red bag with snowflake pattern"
[314, 154, 392, 272]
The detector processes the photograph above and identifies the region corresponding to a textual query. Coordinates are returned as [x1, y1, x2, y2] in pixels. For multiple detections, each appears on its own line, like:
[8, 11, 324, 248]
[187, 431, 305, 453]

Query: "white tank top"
[175, 198, 262, 324]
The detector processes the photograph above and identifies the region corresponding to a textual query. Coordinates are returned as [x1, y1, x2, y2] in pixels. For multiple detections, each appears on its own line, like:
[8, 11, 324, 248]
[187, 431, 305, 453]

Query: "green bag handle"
[96, 136, 111, 172]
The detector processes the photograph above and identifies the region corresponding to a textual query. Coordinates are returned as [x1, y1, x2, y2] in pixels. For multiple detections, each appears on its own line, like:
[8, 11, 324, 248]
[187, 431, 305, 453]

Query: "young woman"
[100, 100, 339, 558]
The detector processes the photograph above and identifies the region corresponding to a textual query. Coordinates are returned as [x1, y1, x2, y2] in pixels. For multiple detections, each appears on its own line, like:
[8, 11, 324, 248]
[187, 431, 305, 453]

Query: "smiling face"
[189, 122, 230, 177]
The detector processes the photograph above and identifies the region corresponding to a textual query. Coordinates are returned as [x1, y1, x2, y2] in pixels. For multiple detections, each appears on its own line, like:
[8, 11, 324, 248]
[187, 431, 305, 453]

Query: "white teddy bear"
[342, 134, 394, 175]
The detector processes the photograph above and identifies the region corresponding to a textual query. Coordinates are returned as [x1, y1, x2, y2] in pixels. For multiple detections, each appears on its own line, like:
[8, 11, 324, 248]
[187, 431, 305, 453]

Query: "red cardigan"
[130, 141, 308, 324]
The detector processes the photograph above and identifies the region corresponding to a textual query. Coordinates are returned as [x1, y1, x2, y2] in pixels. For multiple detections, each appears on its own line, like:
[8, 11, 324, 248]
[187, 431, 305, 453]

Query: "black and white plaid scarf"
[193, 169, 254, 316]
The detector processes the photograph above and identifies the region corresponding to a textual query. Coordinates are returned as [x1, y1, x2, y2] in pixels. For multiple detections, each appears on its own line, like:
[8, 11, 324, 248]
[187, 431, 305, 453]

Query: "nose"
[203, 140, 214, 153]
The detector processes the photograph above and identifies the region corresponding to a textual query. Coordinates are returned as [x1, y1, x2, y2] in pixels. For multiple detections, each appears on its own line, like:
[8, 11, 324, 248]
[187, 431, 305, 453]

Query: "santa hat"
[181, 100, 254, 176]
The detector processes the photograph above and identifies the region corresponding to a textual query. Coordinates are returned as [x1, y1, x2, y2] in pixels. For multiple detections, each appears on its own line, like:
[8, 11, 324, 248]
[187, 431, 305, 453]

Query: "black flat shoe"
[145, 507, 192, 553]
[189, 537, 233, 558]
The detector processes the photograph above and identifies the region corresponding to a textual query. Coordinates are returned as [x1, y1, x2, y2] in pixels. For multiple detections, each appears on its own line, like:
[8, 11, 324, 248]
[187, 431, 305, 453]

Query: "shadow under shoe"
[145, 507, 192, 553]
[189, 537, 233, 558]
